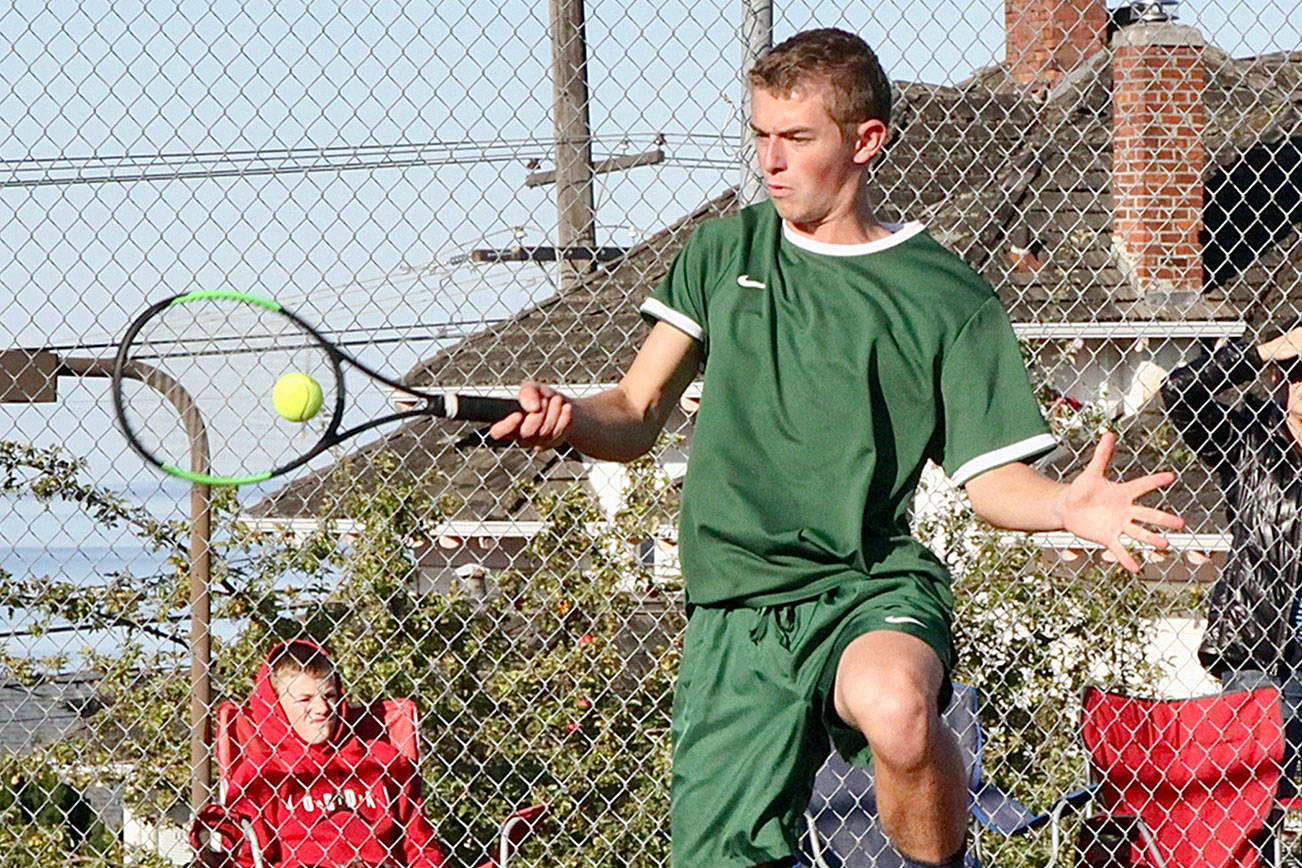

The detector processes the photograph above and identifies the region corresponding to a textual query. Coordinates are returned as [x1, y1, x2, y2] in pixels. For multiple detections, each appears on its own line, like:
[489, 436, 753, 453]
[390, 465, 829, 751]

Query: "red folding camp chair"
[1052, 686, 1285, 868]
[196, 697, 545, 868]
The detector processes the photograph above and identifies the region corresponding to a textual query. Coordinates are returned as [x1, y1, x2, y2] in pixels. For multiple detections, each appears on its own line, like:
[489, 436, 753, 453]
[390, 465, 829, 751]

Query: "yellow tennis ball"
[273, 372, 324, 422]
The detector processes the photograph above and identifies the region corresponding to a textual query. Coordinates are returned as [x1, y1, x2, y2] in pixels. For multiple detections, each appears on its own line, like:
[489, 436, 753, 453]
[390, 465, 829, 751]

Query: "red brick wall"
[1006, 0, 1107, 88]
[1112, 26, 1205, 297]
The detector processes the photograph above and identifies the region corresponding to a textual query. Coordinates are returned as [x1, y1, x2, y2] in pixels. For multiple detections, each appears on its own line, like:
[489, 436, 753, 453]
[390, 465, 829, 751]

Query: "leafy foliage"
[0, 439, 681, 867]
[0, 753, 174, 868]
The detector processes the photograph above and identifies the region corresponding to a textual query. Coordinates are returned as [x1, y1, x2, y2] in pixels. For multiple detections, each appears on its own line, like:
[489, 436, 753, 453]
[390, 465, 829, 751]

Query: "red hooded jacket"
[222, 641, 446, 868]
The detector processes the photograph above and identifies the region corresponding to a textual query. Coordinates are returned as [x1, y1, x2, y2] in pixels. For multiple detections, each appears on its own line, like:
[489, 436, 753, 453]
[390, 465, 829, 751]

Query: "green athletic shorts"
[669, 576, 953, 868]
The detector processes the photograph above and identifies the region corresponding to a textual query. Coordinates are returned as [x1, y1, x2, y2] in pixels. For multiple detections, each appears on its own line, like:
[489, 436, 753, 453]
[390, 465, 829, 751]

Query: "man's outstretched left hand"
[1059, 430, 1185, 573]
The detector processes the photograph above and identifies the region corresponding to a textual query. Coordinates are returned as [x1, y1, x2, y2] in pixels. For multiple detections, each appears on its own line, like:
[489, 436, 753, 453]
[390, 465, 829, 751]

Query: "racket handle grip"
[451, 394, 522, 423]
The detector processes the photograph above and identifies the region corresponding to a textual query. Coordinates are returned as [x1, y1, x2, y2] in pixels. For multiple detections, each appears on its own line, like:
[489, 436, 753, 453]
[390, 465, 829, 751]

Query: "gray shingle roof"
[0, 673, 98, 755]
[404, 192, 737, 388]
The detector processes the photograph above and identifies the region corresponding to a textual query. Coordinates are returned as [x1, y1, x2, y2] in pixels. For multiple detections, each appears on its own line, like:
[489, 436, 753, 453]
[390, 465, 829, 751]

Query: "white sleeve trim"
[640, 298, 705, 342]
[950, 433, 1059, 487]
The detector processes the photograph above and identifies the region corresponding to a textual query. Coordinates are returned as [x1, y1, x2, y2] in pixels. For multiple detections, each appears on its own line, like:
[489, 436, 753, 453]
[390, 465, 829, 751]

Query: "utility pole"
[740, 0, 772, 206]
[550, 0, 596, 289]
[475, 0, 662, 274]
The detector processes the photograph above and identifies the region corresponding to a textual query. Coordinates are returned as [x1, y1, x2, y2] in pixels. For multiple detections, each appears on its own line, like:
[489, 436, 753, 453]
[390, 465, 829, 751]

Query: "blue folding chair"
[797, 683, 1096, 867]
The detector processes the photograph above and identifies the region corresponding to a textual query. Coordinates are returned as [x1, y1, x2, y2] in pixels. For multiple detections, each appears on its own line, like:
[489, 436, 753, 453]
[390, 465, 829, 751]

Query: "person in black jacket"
[1162, 328, 1302, 793]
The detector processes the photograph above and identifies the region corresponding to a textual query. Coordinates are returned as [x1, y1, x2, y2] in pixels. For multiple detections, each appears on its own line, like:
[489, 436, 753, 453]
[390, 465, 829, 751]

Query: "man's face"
[275, 670, 342, 745]
[749, 84, 886, 228]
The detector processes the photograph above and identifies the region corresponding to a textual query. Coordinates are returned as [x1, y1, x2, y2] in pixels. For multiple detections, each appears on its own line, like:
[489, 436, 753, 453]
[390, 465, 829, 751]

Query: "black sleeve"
[1160, 337, 1262, 470]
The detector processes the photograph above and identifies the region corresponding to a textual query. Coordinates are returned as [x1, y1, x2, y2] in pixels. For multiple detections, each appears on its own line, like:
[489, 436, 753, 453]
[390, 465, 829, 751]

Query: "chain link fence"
[3, 0, 1302, 865]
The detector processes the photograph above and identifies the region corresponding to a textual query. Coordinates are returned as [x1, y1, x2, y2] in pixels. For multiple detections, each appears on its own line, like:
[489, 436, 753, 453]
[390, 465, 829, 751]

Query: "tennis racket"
[112, 289, 521, 486]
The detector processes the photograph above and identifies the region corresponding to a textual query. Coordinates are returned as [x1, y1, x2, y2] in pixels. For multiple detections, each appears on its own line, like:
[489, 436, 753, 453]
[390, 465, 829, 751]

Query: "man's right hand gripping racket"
[112, 289, 521, 486]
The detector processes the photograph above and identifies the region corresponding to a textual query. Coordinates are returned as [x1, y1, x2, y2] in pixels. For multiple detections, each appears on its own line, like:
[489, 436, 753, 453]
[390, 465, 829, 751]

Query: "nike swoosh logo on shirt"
[884, 615, 925, 627]
[736, 274, 766, 289]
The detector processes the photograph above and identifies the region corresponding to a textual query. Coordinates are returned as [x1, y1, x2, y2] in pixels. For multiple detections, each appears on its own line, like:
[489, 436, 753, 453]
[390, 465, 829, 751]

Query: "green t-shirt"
[641, 201, 1054, 606]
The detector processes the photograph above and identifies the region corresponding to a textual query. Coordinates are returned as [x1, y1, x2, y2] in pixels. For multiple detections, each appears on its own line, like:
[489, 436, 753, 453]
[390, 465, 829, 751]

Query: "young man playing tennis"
[491, 28, 1183, 868]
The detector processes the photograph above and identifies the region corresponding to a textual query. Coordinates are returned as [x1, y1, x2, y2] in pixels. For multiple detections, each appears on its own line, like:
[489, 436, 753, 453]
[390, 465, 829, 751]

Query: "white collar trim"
[781, 220, 925, 256]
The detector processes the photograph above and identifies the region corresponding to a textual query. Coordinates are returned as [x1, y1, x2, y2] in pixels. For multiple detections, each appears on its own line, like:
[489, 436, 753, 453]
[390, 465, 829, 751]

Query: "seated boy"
[198, 639, 447, 868]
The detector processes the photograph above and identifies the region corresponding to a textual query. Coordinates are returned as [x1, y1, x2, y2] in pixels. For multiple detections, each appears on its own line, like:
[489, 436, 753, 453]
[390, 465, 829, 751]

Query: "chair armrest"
[189, 804, 267, 868]
[1050, 785, 1102, 815]
[495, 803, 548, 868]
[1045, 784, 1103, 868]
[970, 782, 1098, 836]
[971, 781, 1047, 835]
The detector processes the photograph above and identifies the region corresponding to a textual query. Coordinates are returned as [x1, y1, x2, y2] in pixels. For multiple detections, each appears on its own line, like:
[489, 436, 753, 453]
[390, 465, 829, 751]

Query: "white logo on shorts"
[884, 615, 924, 627]
[736, 274, 766, 289]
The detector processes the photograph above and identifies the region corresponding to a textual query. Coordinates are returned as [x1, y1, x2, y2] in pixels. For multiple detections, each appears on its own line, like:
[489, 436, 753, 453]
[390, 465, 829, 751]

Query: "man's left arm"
[964, 431, 1184, 573]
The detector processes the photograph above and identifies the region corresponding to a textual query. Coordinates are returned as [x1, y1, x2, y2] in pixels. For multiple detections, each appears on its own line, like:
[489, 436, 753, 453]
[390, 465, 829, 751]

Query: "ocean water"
[0, 479, 196, 663]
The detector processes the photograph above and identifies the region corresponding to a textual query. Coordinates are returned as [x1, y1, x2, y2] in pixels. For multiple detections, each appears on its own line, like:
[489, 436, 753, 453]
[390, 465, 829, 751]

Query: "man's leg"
[672, 603, 831, 868]
[833, 630, 966, 865]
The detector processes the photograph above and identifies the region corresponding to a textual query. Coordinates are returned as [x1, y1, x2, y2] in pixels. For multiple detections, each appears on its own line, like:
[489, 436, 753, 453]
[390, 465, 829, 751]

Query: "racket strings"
[116, 297, 340, 482]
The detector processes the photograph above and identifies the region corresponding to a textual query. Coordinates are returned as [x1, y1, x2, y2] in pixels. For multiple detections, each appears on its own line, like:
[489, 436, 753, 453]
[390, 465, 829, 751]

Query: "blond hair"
[268, 639, 337, 693]
[748, 28, 892, 136]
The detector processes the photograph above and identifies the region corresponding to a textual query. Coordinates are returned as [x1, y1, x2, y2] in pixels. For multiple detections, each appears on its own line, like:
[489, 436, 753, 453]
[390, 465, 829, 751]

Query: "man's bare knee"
[857, 687, 936, 768]
[834, 631, 944, 768]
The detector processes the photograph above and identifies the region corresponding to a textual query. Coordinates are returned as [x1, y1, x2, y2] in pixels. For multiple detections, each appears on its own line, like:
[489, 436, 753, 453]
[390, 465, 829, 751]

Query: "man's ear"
[852, 118, 889, 165]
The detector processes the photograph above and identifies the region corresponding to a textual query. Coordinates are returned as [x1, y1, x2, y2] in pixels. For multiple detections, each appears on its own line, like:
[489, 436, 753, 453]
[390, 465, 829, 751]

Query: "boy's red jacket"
[222, 640, 446, 868]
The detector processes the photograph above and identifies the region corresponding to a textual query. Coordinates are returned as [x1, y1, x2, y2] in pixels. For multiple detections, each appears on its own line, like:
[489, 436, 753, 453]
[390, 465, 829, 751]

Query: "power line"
[1, 132, 733, 189]
[48, 267, 554, 361]
[664, 156, 738, 169]
[3, 153, 517, 189]
[44, 316, 509, 356]
[0, 135, 574, 168]
[0, 131, 731, 170]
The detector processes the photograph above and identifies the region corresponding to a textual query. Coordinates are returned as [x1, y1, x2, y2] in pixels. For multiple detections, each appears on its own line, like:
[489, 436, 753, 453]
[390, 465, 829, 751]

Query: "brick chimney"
[1006, 0, 1107, 89]
[1111, 11, 1205, 302]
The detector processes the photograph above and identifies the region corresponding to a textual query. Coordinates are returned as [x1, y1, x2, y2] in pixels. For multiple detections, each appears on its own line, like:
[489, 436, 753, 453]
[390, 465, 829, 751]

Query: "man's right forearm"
[566, 385, 678, 462]
[562, 320, 702, 462]
[494, 321, 701, 457]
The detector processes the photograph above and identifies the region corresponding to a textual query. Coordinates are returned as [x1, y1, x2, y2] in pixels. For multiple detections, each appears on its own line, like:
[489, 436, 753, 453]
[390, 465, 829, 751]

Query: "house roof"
[0, 672, 99, 756]
[257, 40, 1302, 530]
[903, 47, 1302, 324]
